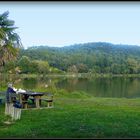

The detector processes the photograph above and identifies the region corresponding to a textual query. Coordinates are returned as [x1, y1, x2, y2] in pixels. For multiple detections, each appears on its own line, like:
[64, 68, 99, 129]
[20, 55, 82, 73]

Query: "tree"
[76, 63, 88, 73]
[36, 60, 50, 74]
[127, 58, 139, 74]
[0, 11, 22, 68]
[67, 65, 78, 74]
[18, 56, 31, 73]
[3, 61, 15, 73]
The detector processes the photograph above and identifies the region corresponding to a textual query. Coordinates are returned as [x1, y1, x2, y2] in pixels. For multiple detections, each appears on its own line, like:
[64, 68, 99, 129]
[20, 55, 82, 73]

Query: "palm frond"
[2, 27, 18, 32]
[1, 19, 15, 27]
[0, 11, 23, 67]
[0, 11, 9, 20]
[0, 28, 6, 39]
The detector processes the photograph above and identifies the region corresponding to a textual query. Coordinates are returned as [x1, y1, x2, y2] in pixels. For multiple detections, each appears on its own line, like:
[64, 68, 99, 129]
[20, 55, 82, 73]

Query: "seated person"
[5, 83, 18, 115]
[6, 83, 17, 103]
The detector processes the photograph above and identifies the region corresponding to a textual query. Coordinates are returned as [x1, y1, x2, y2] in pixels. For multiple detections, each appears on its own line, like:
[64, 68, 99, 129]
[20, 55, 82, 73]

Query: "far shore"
[1, 73, 140, 78]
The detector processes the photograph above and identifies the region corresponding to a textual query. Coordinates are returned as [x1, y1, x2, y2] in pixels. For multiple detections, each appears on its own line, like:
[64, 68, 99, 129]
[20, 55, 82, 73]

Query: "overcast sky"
[0, 2, 140, 48]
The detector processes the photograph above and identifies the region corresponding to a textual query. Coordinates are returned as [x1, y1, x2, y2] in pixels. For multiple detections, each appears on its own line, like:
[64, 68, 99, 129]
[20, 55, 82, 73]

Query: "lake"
[0, 74, 140, 98]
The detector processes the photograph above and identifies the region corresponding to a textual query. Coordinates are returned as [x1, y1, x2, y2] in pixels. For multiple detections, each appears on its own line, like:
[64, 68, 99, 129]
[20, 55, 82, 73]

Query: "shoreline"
[1, 73, 140, 78]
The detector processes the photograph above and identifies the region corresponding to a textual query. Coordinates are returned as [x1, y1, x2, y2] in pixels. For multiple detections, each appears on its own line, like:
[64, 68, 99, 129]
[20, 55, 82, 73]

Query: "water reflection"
[0, 75, 140, 98]
[56, 77, 140, 98]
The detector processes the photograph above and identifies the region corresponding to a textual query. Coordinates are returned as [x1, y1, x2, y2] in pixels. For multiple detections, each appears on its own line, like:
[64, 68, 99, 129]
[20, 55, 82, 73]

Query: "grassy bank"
[0, 91, 140, 138]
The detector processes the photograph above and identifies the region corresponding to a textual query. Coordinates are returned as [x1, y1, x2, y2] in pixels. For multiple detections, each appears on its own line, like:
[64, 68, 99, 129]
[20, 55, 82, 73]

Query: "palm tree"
[0, 11, 23, 68]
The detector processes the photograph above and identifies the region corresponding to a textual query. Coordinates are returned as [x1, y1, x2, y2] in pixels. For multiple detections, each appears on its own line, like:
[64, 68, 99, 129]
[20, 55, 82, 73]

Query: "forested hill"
[19, 42, 140, 74]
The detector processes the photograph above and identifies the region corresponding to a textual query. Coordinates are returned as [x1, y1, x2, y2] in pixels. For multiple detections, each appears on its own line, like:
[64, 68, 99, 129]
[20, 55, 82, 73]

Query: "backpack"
[13, 100, 22, 108]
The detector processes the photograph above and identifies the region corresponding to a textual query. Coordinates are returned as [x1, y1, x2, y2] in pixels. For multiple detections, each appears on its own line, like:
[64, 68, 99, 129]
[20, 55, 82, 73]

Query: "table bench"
[40, 96, 53, 107]
[28, 93, 54, 108]
[18, 91, 44, 109]
[18, 91, 54, 109]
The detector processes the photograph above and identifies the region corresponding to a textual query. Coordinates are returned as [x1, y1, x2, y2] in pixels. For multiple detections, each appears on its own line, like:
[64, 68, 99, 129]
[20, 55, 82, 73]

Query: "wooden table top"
[18, 91, 44, 96]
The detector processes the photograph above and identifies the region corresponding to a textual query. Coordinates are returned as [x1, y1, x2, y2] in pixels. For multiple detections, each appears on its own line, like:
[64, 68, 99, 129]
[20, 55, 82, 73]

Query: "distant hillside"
[19, 42, 140, 74]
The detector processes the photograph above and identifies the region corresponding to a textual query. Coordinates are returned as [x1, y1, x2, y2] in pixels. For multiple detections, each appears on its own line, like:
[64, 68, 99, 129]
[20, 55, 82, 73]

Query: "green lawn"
[0, 91, 140, 138]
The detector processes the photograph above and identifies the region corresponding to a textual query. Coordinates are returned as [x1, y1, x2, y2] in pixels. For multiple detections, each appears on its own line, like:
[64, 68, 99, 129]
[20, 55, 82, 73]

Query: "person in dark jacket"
[6, 84, 17, 103]
[5, 83, 17, 116]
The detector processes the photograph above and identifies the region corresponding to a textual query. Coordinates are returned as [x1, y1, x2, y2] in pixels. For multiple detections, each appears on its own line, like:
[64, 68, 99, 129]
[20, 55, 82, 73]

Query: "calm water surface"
[0, 75, 140, 98]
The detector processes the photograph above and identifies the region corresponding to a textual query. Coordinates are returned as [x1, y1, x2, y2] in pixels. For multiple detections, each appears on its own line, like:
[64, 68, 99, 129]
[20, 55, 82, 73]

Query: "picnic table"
[18, 91, 44, 109]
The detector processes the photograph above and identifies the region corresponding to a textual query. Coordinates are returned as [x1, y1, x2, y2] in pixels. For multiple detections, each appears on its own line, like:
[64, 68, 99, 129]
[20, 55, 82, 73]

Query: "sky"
[0, 2, 140, 48]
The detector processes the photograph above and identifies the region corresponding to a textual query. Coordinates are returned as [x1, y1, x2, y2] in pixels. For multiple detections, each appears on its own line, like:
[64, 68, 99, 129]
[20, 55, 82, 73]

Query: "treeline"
[1, 56, 63, 74]
[3, 42, 140, 74]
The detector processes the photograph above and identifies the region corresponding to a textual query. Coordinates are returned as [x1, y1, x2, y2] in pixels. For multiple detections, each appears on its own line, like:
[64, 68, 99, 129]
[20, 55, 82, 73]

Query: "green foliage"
[18, 42, 140, 74]
[76, 63, 88, 73]
[67, 65, 78, 73]
[1, 61, 15, 73]
[49, 67, 64, 74]
[35, 60, 49, 74]
[18, 56, 31, 73]
[0, 11, 22, 67]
